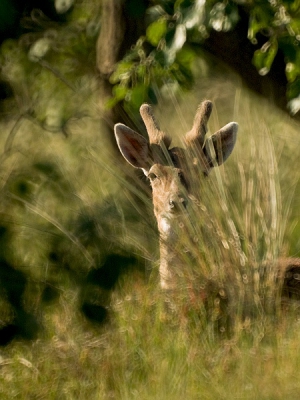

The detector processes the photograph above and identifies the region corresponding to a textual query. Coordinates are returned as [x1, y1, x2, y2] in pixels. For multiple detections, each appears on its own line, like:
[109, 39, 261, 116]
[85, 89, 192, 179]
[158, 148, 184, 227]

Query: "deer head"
[114, 100, 238, 289]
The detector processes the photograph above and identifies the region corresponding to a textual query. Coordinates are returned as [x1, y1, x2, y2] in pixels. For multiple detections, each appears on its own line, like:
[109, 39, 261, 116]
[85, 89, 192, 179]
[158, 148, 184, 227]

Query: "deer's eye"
[148, 172, 158, 182]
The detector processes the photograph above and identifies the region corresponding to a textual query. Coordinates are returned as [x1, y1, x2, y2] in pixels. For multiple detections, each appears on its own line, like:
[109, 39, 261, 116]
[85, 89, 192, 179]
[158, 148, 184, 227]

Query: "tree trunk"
[96, 0, 149, 131]
[96, 0, 126, 129]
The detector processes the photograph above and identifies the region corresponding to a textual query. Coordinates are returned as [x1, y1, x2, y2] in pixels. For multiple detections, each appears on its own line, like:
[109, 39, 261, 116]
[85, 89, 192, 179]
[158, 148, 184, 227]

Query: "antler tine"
[140, 104, 172, 148]
[185, 100, 213, 147]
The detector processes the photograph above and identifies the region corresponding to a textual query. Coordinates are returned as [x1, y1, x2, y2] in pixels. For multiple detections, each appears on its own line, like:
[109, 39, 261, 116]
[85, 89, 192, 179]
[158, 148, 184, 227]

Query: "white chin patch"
[159, 218, 171, 235]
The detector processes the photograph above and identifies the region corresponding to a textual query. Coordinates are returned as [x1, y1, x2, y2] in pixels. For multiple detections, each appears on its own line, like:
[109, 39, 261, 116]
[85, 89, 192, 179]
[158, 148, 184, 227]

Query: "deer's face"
[147, 163, 188, 219]
[114, 101, 238, 236]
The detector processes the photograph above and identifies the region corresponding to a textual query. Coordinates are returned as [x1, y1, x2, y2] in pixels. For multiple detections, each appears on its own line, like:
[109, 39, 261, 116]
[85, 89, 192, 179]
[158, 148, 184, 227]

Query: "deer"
[114, 100, 300, 301]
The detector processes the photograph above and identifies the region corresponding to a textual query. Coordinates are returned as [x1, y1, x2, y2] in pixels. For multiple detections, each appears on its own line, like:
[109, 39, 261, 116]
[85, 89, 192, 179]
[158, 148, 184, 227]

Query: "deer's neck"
[157, 216, 182, 290]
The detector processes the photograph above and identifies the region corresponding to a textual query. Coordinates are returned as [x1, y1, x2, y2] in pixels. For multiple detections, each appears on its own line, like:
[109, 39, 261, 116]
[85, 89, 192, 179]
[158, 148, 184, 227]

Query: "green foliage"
[109, 0, 240, 110]
[108, 0, 300, 115]
[109, 23, 196, 113]
[109, 0, 204, 112]
[248, 0, 300, 113]
[253, 38, 278, 76]
[2, 0, 300, 117]
[209, 1, 239, 32]
[146, 17, 168, 46]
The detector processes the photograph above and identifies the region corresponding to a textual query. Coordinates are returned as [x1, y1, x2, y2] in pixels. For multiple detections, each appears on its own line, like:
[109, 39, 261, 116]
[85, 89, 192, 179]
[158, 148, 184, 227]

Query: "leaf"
[109, 61, 133, 84]
[253, 39, 278, 76]
[167, 47, 195, 88]
[136, 64, 147, 79]
[209, 2, 239, 32]
[248, 5, 273, 44]
[287, 78, 300, 100]
[146, 18, 167, 46]
[106, 85, 127, 108]
[112, 85, 127, 101]
[287, 78, 300, 114]
[284, 46, 300, 82]
[286, 62, 298, 82]
[129, 84, 149, 108]
[176, 47, 195, 68]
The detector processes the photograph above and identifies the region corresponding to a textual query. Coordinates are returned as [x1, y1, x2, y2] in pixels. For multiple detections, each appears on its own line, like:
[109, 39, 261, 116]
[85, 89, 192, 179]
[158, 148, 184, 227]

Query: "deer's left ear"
[205, 122, 238, 167]
[114, 123, 151, 169]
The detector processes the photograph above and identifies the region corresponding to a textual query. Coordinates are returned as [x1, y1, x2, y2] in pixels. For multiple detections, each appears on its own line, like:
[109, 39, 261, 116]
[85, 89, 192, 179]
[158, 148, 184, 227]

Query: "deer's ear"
[114, 123, 150, 169]
[205, 122, 238, 167]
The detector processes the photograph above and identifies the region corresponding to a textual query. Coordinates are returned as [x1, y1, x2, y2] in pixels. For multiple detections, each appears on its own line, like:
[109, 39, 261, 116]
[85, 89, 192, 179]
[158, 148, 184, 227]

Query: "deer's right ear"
[114, 123, 150, 169]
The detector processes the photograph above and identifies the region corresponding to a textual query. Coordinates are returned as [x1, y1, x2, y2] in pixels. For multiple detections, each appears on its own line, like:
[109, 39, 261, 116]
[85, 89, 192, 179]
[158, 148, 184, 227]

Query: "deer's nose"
[169, 196, 187, 212]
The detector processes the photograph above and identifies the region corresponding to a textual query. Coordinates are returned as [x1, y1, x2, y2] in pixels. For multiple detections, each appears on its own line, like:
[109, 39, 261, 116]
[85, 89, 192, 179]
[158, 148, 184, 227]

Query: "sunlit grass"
[2, 274, 300, 399]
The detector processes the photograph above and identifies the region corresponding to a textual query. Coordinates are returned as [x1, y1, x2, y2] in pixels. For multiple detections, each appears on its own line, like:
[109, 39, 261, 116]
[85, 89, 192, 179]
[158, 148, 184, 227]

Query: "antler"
[185, 100, 213, 147]
[140, 104, 172, 148]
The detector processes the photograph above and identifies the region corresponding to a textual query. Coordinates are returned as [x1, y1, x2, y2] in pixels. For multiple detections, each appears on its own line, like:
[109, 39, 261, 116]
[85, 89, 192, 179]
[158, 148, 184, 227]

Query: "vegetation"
[0, 56, 299, 397]
[109, 0, 300, 114]
[0, 1, 299, 399]
[2, 0, 300, 124]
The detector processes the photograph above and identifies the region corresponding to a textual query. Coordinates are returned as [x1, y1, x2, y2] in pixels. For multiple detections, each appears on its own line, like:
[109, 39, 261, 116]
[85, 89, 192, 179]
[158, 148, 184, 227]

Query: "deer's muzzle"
[168, 195, 188, 213]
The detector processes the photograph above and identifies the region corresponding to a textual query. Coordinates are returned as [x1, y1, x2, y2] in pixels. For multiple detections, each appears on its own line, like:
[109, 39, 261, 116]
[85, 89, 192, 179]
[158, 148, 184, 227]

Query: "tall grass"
[0, 61, 300, 398]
